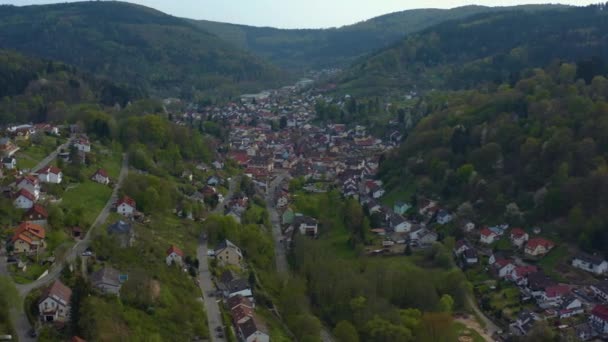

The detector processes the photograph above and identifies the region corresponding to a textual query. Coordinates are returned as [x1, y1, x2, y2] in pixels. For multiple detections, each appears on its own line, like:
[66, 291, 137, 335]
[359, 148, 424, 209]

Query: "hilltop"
[194, 4, 565, 70]
[0, 1, 287, 100]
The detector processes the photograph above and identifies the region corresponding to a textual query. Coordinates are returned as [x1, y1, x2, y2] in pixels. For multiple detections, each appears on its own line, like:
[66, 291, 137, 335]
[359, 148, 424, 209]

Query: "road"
[7, 154, 129, 342]
[264, 172, 335, 342]
[197, 177, 239, 342]
[466, 294, 501, 337]
[31, 138, 72, 173]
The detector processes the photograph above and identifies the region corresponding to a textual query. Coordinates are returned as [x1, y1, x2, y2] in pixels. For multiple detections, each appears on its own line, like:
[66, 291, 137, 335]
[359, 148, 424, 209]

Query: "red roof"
[545, 285, 570, 298]
[495, 258, 513, 268]
[15, 188, 36, 201]
[514, 265, 537, 277]
[167, 245, 184, 257]
[231, 305, 254, 323]
[39, 165, 62, 175]
[25, 204, 48, 219]
[18, 175, 39, 186]
[94, 168, 109, 178]
[227, 295, 253, 311]
[526, 237, 555, 250]
[510, 228, 526, 238]
[592, 305, 608, 321]
[117, 196, 136, 208]
[480, 227, 495, 237]
[14, 222, 46, 239]
[229, 152, 250, 166]
[40, 280, 72, 305]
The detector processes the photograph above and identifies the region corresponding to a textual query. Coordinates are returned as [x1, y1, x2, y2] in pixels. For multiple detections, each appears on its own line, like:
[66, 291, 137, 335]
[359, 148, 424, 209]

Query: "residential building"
[10, 222, 46, 254]
[436, 210, 453, 225]
[215, 239, 243, 267]
[590, 305, 608, 334]
[572, 253, 608, 275]
[23, 204, 48, 226]
[393, 201, 411, 215]
[91, 169, 110, 185]
[38, 166, 63, 184]
[14, 188, 36, 209]
[166, 245, 184, 266]
[116, 196, 136, 216]
[2, 156, 16, 170]
[16, 175, 40, 199]
[90, 267, 123, 296]
[39, 280, 71, 323]
[525, 238, 555, 257]
[558, 295, 584, 319]
[294, 215, 318, 236]
[510, 228, 529, 247]
[237, 315, 270, 342]
[107, 220, 134, 248]
[591, 280, 608, 302]
[73, 136, 91, 152]
[480, 228, 498, 244]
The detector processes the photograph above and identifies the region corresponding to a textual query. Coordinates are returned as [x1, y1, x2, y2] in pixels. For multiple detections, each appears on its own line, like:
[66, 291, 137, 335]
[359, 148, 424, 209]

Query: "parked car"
[6, 257, 17, 263]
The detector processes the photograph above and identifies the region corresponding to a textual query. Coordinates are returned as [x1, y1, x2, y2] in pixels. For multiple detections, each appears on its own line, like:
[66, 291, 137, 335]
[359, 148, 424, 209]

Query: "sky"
[0, 0, 598, 28]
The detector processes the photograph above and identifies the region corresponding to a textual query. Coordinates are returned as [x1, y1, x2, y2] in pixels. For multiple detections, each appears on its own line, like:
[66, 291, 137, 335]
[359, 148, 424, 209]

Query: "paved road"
[265, 172, 335, 342]
[8, 154, 129, 341]
[197, 177, 238, 342]
[31, 138, 72, 173]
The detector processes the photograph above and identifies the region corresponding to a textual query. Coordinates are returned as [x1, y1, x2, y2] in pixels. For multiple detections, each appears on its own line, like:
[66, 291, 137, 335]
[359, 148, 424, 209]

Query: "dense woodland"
[195, 4, 561, 71]
[338, 5, 608, 95]
[380, 62, 608, 255]
[0, 2, 286, 100]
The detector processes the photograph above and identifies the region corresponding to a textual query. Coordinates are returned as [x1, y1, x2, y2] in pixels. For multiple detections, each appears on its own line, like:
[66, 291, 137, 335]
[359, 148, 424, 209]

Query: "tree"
[333, 320, 359, 342]
[439, 294, 454, 313]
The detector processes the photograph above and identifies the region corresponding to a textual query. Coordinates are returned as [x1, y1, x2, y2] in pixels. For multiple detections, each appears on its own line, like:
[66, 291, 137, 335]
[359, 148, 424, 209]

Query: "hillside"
[0, 49, 141, 124]
[338, 6, 608, 95]
[0, 1, 286, 99]
[379, 62, 608, 255]
[194, 5, 564, 70]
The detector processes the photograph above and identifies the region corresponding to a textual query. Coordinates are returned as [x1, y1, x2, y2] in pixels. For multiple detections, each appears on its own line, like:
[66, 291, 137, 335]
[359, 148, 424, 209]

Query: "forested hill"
[0, 1, 286, 100]
[194, 4, 564, 71]
[338, 5, 608, 95]
[0, 49, 141, 124]
[379, 63, 608, 255]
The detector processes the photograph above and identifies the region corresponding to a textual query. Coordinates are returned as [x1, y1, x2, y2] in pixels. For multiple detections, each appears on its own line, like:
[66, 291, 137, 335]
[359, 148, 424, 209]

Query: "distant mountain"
[338, 6, 608, 95]
[0, 49, 140, 124]
[193, 5, 566, 71]
[0, 1, 287, 99]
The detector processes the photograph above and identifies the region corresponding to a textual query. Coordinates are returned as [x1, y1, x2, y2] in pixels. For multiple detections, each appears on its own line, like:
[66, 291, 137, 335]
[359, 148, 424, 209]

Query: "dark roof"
[294, 215, 318, 226]
[227, 279, 250, 293]
[40, 280, 72, 305]
[107, 220, 132, 235]
[527, 271, 555, 291]
[238, 315, 268, 338]
[226, 295, 253, 311]
[574, 253, 606, 266]
[90, 267, 121, 287]
[593, 280, 608, 294]
[220, 270, 235, 284]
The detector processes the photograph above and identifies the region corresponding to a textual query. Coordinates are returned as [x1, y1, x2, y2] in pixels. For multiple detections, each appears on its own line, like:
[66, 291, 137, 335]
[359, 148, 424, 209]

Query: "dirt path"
[455, 317, 494, 342]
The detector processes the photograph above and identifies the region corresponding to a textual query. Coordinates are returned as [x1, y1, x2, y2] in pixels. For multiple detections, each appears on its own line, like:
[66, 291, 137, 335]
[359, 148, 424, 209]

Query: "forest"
[338, 5, 608, 96]
[380, 62, 608, 255]
[0, 1, 286, 100]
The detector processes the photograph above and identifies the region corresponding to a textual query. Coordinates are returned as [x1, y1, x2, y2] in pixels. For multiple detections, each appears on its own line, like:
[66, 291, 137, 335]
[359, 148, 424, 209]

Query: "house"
[237, 315, 270, 342]
[527, 271, 556, 297]
[37, 166, 63, 184]
[73, 136, 91, 152]
[215, 240, 243, 267]
[388, 214, 411, 233]
[541, 285, 570, 307]
[493, 258, 516, 278]
[463, 221, 476, 232]
[16, 175, 40, 199]
[525, 238, 555, 257]
[10, 222, 46, 254]
[419, 230, 438, 245]
[510, 265, 538, 286]
[558, 295, 584, 319]
[572, 253, 608, 275]
[107, 220, 134, 248]
[480, 228, 498, 244]
[116, 196, 136, 217]
[14, 188, 36, 209]
[513, 310, 538, 336]
[453, 239, 473, 256]
[462, 248, 479, 265]
[282, 209, 295, 225]
[393, 201, 411, 215]
[590, 305, 608, 334]
[23, 204, 49, 226]
[91, 169, 110, 185]
[510, 228, 529, 248]
[436, 210, 453, 225]
[591, 280, 608, 302]
[225, 279, 253, 298]
[2, 157, 16, 169]
[294, 215, 318, 236]
[575, 323, 596, 341]
[207, 176, 221, 186]
[166, 245, 184, 266]
[231, 304, 254, 325]
[90, 267, 123, 295]
[38, 280, 71, 323]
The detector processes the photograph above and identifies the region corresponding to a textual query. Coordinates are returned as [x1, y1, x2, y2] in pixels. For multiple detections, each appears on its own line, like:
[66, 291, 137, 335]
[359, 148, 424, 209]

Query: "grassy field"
[61, 181, 112, 226]
[538, 245, 569, 282]
[14, 136, 65, 170]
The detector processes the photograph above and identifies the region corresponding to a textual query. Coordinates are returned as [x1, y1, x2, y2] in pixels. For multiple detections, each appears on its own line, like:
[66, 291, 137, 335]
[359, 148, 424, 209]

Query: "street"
[7, 154, 129, 341]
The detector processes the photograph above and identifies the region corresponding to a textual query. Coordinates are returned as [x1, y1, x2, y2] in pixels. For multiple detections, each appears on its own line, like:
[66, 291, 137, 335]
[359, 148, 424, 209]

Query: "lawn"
[14, 136, 64, 171]
[450, 322, 486, 342]
[60, 180, 112, 227]
[318, 225, 356, 259]
[538, 245, 570, 282]
[380, 180, 416, 207]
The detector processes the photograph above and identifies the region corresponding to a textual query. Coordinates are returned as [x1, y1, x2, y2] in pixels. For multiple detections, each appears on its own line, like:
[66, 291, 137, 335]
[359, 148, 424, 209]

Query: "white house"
[591, 281, 608, 301]
[389, 214, 411, 233]
[91, 168, 110, 185]
[116, 196, 136, 216]
[237, 316, 270, 342]
[558, 296, 584, 319]
[16, 176, 40, 200]
[590, 305, 608, 334]
[572, 254, 608, 275]
[463, 221, 476, 232]
[166, 245, 184, 266]
[294, 215, 318, 236]
[37, 166, 62, 184]
[38, 280, 71, 323]
[480, 228, 498, 244]
[14, 189, 36, 209]
[494, 259, 516, 278]
[436, 210, 453, 225]
[510, 228, 529, 248]
[2, 157, 16, 170]
[73, 137, 91, 152]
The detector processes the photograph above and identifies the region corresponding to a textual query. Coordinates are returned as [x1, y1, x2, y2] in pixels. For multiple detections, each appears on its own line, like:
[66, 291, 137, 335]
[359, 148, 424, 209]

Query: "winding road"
[6, 154, 129, 341]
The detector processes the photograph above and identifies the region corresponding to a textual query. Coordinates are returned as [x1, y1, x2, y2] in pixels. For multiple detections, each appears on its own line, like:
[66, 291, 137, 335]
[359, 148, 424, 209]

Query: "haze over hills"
[337, 5, 608, 95]
[193, 4, 567, 71]
[0, 1, 287, 100]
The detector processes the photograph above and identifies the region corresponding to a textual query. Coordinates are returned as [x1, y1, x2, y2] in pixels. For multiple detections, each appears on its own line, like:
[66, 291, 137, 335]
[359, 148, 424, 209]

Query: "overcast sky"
[0, 0, 597, 28]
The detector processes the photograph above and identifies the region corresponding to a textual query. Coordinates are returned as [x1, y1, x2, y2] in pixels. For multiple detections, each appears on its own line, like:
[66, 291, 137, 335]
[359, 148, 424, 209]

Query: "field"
[537, 245, 570, 282]
[14, 135, 65, 170]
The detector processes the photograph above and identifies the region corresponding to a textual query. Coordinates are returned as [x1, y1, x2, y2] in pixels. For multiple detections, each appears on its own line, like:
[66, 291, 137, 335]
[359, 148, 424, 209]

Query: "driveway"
[31, 138, 72, 173]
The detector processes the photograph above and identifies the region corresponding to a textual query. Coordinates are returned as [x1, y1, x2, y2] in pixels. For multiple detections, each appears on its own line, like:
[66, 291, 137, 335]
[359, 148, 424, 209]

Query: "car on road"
[28, 329, 37, 338]
[216, 332, 224, 338]
[81, 250, 94, 257]
[215, 326, 223, 332]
